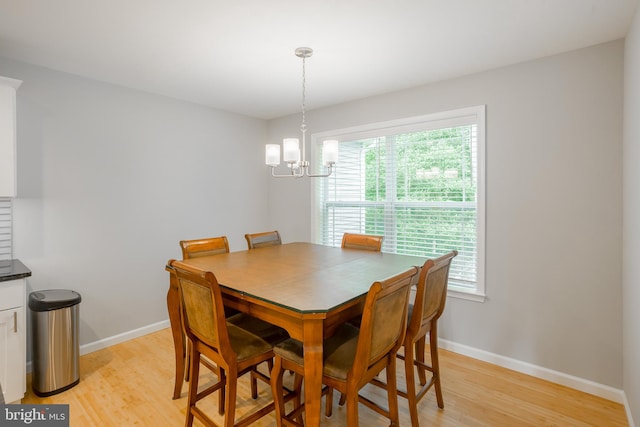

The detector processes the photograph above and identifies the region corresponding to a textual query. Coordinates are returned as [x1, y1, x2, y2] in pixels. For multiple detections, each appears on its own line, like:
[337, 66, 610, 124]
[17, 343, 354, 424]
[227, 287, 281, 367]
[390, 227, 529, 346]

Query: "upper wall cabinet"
[0, 76, 22, 197]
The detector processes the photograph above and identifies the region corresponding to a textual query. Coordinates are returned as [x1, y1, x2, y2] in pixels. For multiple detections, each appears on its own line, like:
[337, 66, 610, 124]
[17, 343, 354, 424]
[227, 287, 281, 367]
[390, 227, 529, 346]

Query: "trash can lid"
[28, 289, 82, 311]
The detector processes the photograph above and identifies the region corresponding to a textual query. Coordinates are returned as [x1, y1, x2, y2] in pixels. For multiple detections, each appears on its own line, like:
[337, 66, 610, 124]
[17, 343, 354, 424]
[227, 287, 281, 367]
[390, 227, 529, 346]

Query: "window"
[0, 198, 11, 261]
[311, 106, 485, 299]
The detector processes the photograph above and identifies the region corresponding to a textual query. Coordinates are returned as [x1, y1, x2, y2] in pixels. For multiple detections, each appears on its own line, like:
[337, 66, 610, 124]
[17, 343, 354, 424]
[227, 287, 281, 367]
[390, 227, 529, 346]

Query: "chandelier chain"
[301, 54, 307, 133]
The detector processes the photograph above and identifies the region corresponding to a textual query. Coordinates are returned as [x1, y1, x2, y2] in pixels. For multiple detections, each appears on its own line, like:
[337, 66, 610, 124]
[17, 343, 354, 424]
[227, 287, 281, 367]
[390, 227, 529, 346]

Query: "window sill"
[447, 286, 486, 303]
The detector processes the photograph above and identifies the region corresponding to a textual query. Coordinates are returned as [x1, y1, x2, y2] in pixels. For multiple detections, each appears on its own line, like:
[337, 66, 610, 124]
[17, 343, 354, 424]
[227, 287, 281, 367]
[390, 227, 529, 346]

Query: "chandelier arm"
[305, 164, 335, 178]
[270, 167, 305, 178]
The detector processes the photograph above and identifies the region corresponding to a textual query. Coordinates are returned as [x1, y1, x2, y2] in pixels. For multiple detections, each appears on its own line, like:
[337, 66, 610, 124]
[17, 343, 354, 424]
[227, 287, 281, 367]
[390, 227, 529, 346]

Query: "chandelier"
[265, 47, 338, 178]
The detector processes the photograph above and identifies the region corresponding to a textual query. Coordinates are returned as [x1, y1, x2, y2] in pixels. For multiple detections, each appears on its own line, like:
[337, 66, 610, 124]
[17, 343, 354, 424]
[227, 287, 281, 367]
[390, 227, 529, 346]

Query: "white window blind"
[312, 106, 485, 297]
[0, 198, 11, 260]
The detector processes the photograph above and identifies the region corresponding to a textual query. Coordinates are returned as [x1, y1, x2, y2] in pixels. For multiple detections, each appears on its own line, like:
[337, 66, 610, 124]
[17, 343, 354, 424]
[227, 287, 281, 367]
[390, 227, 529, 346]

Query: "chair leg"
[345, 386, 360, 427]
[249, 360, 270, 400]
[293, 373, 305, 426]
[271, 356, 286, 427]
[325, 385, 334, 417]
[338, 391, 346, 406]
[218, 368, 226, 415]
[416, 337, 427, 386]
[386, 357, 400, 427]
[251, 370, 258, 399]
[430, 327, 444, 409]
[185, 350, 201, 427]
[404, 343, 420, 427]
[185, 341, 191, 382]
[224, 369, 238, 427]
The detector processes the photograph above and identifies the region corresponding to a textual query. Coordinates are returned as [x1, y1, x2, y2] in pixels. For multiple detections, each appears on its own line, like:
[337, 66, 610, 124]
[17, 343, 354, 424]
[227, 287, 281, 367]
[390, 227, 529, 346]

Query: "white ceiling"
[0, 0, 637, 119]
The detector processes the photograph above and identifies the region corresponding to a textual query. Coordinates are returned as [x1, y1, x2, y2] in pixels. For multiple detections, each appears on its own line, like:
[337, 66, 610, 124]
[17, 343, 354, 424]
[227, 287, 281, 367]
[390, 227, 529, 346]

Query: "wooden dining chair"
[270, 266, 417, 426]
[245, 230, 282, 249]
[180, 235, 230, 259]
[174, 236, 234, 399]
[170, 260, 288, 427]
[170, 236, 288, 401]
[341, 232, 384, 252]
[370, 250, 458, 427]
[180, 236, 235, 318]
[342, 233, 383, 331]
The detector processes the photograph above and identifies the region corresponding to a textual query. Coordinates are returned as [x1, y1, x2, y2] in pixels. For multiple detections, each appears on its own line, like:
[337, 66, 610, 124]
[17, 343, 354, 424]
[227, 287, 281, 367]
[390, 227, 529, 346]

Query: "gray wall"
[268, 41, 624, 388]
[1, 35, 629, 404]
[624, 5, 640, 425]
[0, 56, 271, 346]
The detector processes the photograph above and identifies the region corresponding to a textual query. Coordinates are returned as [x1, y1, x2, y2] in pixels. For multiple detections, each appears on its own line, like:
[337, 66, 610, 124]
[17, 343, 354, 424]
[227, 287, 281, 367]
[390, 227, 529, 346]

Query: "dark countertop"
[0, 259, 32, 282]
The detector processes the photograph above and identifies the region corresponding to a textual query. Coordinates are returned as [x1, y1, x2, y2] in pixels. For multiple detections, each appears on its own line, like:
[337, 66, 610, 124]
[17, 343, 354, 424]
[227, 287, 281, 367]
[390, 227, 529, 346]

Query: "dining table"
[166, 241, 425, 427]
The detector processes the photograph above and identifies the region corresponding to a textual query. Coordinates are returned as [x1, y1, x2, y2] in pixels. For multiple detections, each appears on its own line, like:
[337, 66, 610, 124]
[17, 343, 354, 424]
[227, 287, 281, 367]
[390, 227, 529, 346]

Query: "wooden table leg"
[166, 269, 186, 400]
[302, 317, 324, 427]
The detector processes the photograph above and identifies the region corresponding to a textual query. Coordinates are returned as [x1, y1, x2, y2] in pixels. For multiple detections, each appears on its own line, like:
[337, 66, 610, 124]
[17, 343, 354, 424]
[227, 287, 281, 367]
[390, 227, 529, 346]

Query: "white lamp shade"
[283, 138, 300, 163]
[322, 140, 339, 165]
[265, 144, 280, 166]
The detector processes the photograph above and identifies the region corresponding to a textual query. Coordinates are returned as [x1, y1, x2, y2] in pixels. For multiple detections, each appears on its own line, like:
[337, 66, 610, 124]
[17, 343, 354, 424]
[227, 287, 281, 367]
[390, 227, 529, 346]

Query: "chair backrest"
[180, 236, 230, 259]
[352, 267, 416, 377]
[341, 233, 384, 252]
[168, 260, 232, 360]
[407, 251, 458, 338]
[245, 230, 281, 249]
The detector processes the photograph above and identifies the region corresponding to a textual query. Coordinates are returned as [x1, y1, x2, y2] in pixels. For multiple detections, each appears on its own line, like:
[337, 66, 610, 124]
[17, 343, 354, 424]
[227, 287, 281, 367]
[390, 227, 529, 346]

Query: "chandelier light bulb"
[283, 138, 300, 163]
[265, 144, 281, 166]
[322, 140, 339, 165]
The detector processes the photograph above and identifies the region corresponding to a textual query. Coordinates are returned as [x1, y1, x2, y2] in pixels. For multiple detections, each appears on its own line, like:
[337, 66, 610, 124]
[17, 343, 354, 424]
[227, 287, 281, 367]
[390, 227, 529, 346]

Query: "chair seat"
[274, 323, 360, 381]
[227, 313, 289, 348]
[225, 323, 275, 362]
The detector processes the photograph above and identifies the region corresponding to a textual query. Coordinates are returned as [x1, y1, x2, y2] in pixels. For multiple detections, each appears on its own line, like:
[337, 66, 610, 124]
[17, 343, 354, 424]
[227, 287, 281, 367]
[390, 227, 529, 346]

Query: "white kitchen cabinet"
[0, 76, 22, 197]
[0, 260, 30, 404]
[0, 307, 26, 403]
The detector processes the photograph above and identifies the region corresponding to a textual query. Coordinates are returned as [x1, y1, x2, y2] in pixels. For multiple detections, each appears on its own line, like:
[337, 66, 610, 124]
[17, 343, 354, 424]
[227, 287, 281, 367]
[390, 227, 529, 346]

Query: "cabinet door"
[0, 306, 26, 403]
[0, 76, 22, 197]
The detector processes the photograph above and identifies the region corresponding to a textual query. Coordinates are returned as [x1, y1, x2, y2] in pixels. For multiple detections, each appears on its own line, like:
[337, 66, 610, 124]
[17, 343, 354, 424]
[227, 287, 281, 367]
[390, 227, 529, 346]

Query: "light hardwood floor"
[22, 328, 628, 426]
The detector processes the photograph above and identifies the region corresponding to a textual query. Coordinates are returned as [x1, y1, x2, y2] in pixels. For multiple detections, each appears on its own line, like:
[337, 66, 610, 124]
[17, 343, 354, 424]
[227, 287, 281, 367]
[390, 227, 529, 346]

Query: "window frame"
[310, 105, 486, 301]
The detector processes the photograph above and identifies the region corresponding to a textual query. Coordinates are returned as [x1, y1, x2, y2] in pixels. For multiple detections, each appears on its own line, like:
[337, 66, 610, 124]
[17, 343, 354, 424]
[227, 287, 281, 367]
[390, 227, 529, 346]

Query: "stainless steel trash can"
[29, 289, 81, 396]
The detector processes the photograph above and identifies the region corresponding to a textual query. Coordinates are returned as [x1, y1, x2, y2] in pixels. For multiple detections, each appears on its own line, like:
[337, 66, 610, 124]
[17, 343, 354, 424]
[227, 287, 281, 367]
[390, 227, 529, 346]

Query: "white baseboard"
[623, 392, 636, 427]
[79, 319, 170, 356]
[439, 338, 625, 404]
